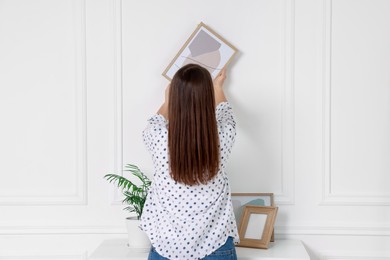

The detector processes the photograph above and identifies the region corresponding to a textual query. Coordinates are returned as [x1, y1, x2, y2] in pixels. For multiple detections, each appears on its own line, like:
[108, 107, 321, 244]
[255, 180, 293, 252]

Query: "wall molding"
[71, 0, 88, 206]
[110, 0, 125, 204]
[1, 223, 389, 236]
[0, 225, 125, 235]
[276, 0, 296, 205]
[0, 0, 87, 206]
[275, 225, 390, 236]
[320, 0, 390, 206]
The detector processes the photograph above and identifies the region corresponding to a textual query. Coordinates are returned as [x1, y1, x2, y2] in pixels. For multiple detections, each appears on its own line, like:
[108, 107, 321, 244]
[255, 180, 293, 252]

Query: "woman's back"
[141, 64, 239, 260]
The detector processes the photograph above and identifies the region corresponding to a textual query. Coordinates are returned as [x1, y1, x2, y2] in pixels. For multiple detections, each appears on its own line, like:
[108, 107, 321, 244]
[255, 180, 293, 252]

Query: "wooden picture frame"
[237, 206, 278, 249]
[231, 193, 275, 241]
[162, 22, 238, 81]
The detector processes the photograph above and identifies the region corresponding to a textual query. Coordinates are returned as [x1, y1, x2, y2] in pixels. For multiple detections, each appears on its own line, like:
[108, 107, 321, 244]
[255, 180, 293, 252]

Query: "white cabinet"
[89, 239, 310, 260]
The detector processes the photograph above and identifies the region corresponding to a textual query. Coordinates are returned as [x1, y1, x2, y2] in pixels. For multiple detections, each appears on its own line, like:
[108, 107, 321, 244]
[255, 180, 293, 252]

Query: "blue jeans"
[148, 237, 237, 260]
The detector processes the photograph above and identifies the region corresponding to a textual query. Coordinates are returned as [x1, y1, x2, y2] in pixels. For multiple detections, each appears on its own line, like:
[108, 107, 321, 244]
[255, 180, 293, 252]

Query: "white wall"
[0, 0, 389, 259]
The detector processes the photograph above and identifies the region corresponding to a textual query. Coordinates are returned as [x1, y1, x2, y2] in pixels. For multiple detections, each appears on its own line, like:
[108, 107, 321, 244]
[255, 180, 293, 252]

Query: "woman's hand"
[213, 68, 227, 88]
[213, 68, 228, 105]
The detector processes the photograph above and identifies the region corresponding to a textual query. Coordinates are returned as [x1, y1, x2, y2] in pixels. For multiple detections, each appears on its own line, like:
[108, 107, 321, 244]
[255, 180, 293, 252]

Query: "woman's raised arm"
[213, 68, 228, 105]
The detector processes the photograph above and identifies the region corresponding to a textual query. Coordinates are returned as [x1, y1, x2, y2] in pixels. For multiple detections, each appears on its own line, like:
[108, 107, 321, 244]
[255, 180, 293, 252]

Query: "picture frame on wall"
[237, 206, 278, 249]
[162, 22, 238, 81]
[231, 193, 275, 241]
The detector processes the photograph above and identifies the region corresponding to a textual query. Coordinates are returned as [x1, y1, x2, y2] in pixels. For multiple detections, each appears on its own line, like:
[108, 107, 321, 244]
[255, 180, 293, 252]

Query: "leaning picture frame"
[237, 206, 278, 249]
[231, 193, 275, 241]
[162, 22, 238, 81]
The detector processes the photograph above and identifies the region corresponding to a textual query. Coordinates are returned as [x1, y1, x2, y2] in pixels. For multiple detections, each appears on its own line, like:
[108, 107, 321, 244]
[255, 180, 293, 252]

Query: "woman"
[141, 64, 239, 260]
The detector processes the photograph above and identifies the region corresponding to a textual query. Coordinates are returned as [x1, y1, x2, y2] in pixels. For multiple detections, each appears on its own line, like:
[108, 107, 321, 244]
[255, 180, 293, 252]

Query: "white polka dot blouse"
[141, 101, 239, 260]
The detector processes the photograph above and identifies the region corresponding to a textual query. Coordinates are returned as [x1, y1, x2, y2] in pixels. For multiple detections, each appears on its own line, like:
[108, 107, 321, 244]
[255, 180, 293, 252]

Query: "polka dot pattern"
[141, 102, 239, 260]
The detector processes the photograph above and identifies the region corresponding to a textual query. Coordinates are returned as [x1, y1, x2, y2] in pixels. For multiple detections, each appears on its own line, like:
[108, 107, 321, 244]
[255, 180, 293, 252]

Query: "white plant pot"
[126, 217, 151, 252]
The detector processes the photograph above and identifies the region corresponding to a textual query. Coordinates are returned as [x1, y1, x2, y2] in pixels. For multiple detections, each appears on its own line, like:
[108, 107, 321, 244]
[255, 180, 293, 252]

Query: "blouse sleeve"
[142, 114, 168, 153]
[216, 102, 237, 166]
[216, 102, 236, 127]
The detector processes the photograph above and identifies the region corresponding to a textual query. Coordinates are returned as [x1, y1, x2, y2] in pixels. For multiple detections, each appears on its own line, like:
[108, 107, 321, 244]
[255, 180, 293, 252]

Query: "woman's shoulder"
[216, 101, 231, 111]
[148, 114, 168, 126]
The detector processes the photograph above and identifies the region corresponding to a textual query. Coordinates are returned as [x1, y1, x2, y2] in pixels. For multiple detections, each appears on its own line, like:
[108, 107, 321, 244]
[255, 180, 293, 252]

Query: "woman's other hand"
[157, 84, 170, 120]
[164, 84, 170, 104]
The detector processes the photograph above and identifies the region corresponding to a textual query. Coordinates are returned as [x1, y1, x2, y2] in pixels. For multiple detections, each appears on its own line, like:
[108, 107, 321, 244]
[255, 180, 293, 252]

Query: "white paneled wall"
[119, 0, 295, 204]
[322, 0, 390, 206]
[0, 0, 87, 205]
[0, 0, 389, 259]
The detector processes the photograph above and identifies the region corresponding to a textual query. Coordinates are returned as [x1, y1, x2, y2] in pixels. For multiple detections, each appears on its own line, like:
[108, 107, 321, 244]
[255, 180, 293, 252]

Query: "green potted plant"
[104, 164, 151, 250]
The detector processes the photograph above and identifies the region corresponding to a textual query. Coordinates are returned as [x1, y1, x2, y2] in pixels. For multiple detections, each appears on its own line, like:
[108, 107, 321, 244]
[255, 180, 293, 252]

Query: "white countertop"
[89, 239, 310, 260]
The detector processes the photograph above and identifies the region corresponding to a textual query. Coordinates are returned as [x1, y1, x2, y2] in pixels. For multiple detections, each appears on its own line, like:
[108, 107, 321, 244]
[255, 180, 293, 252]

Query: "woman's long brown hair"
[168, 64, 220, 186]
